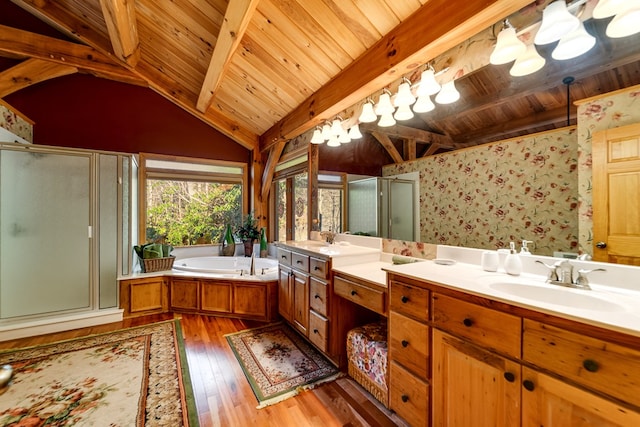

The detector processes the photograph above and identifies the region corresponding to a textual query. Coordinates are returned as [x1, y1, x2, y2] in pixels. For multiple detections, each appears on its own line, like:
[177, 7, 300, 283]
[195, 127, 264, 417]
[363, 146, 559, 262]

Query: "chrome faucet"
[320, 231, 336, 244]
[535, 260, 605, 290]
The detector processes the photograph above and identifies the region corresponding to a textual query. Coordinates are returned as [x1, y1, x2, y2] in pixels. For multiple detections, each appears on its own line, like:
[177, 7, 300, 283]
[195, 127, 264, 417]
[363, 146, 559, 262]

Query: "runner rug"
[225, 322, 341, 408]
[0, 319, 198, 426]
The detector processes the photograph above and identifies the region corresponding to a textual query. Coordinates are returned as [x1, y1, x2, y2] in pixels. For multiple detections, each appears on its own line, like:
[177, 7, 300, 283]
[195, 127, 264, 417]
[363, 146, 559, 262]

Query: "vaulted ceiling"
[1, 0, 639, 161]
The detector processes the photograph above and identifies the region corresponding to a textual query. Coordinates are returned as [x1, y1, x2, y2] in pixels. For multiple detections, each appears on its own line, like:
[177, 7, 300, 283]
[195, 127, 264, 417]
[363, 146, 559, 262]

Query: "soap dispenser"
[520, 240, 533, 255]
[504, 241, 522, 276]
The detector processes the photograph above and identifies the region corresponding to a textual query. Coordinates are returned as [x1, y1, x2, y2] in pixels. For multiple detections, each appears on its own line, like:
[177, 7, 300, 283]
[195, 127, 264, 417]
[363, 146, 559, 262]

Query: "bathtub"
[173, 256, 278, 277]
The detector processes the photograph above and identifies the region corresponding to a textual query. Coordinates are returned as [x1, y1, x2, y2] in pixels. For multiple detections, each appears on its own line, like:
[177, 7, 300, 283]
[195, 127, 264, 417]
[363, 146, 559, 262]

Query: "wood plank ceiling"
[2, 0, 640, 160]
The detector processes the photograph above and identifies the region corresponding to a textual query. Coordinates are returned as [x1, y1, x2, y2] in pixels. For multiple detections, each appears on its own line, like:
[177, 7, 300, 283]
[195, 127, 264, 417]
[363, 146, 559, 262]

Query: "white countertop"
[278, 240, 382, 267]
[383, 260, 640, 338]
[332, 261, 391, 287]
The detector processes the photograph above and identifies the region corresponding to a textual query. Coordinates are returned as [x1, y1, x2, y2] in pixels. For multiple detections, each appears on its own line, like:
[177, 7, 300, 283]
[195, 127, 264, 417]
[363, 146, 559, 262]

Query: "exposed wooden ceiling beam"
[261, 139, 286, 201]
[196, 0, 259, 113]
[404, 138, 416, 161]
[259, 0, 531, 152]
[360, 122, 454, 147]
[0, 25, 142, 83]
[0, 58, 76, 97]
[99, 0, 140, 67]
[423, 143, 441, 157]
[371, 131, 403, 164]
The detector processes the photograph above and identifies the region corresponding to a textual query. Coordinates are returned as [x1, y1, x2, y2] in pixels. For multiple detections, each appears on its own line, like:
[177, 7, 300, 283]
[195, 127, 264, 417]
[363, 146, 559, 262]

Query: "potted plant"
[236, 212, 260, 256]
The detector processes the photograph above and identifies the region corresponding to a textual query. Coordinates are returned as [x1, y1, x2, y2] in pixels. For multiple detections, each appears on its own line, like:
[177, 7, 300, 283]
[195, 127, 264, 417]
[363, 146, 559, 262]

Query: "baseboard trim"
[0, 309, 124, 342]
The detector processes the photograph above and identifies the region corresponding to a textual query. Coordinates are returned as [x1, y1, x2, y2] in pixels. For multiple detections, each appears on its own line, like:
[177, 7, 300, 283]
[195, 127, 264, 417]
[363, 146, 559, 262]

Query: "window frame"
[138, 153, 248, 245]
[317, 171, 347, 233]
[270, 153, 308, 242]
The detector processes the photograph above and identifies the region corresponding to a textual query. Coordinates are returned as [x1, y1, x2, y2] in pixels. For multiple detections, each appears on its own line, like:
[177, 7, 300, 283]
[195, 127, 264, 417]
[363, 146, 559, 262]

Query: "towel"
[392, 255, 421, 265]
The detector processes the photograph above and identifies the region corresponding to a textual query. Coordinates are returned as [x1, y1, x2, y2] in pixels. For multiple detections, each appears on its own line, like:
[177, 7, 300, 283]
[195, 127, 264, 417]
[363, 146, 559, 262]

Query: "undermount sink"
[488, 282, 625, 312]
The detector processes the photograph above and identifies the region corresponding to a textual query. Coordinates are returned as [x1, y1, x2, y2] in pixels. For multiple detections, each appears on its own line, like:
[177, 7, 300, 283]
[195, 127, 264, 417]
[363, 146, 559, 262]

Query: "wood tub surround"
[119, 275, 278, 322]
[385, 272, 640, 427]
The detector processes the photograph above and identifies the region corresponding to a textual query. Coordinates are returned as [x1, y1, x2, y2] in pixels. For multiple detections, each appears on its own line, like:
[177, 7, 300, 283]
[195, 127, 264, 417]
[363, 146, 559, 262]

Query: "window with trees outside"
[272, 155, 308, 242]
[317, 173, 345, 233]
[141, 154, 247, 247]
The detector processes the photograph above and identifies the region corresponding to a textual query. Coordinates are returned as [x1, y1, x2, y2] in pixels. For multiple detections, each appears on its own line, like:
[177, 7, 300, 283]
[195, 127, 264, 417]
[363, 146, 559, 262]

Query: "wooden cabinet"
[278, 253, 311, 336]
[334, 275, 386, 315]
[119, 276, 169, 317]
[292, 269, 310, 335]
[171, 278, 200, 311]
[278, 265, 294, 322]
[388, 276, 430, 427]
[432, 329, 521, 427]
[201, 280, 232, 313]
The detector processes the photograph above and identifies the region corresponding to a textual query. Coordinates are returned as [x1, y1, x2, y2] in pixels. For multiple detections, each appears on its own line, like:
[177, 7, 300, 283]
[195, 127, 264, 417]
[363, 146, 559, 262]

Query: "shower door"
[0, 149, 91, 319]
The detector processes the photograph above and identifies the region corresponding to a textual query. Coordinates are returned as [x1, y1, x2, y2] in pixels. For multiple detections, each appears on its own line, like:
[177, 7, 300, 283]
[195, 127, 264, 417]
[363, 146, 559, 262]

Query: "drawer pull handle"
[351, 290, 357, 296]
[401, 340, 409, 348]
[523, 380, 535, 392]
[401, 296, 409, 303]
[401, 395, 409, 403]
[583, 359, 599, 372]
[314, 266, 321, 270]
[313, 329, 319, 334]
[296, 260, 303, 264]
[503, 372, 515, 383]
[314, 294, 321, 299]
[463, 318, 474, 327]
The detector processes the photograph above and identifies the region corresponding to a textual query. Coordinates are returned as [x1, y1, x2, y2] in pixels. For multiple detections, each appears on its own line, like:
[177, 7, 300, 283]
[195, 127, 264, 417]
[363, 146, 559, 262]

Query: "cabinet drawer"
[334, 275, 386, 315]
[432, 293, 521, 359]
[523, 319, 640, 407]
[277, 247, 291, 266]
[389, 311, 429, 378]
[291, 252, 309, 272]
[390, 361, 429, 427]
[310, 277, 328, 316]
[390, 280, 429, 321]
[310, 257, 329, 279]
[309, 310, 329, 352]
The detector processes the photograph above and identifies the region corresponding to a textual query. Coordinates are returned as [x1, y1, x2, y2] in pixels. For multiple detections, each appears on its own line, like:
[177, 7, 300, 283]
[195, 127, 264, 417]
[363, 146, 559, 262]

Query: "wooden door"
[521, 367, 640, 426]
[592, 123, 640, 265]
[292, 270, 309, 336]
[278, 266, 293, 322]
[432, 329, 521, 427]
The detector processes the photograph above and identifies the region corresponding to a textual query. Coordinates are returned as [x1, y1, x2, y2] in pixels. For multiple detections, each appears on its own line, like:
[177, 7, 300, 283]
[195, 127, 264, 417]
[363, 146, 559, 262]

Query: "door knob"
[596, 241, 607, 249]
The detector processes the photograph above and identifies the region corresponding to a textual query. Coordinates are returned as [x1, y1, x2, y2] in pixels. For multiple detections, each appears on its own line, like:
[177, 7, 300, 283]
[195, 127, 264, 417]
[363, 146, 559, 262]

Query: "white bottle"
[504, 241, 522, 276]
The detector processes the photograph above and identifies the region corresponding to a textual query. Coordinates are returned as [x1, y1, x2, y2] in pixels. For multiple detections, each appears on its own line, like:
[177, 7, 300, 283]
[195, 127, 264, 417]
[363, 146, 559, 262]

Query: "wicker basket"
[142, 256, 175, 273]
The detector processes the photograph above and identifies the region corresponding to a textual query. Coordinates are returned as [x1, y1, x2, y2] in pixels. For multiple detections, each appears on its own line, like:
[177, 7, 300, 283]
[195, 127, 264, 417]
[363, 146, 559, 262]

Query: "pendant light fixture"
[348, 123, 363, 139]
[394, 78, 416, 107]
[552, 21, 596, 60]
[310, 127, 324, 144]
[358, 99, 377, 123]
[435, 80, 460, 104]
[326, 135, 340, 147]
[534, 1, 580, 45]
[510, 44, 546, 77]
[490, 20, 527, 65]
[374, 89, 395, 116]
[320, 122, 331, 140]
[394, 104, 414, 121]
[605, 4, 640, 38]
[378, 112, 396, 127]
[592, 0, 621, 18]
[413, 95, 436, 113]
[416, 66, 441, 97]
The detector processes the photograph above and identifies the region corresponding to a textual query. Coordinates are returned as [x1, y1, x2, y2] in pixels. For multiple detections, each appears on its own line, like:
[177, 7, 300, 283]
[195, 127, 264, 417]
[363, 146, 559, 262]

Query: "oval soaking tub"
[173, 256, 278, 276]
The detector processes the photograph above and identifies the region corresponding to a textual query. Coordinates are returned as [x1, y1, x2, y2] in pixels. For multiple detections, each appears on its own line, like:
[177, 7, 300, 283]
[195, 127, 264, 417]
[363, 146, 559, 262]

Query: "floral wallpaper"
[576, 84, 640, 255]
[383, 129, 578, 256]
[0, 102, 33, 143]
[382, 239, 437, 260]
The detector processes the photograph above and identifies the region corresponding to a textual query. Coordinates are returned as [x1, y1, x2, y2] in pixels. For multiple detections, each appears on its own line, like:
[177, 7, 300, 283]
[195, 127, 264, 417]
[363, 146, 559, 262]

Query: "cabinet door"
[433, 329, 521, 427]
[170, 279, 199, 311]
[201, 280, 232, 313]
[234, 283, 267, 318]
[292, 270, 309, 336]
[278, 265, 293, 322]
[521, 367, 640, 427]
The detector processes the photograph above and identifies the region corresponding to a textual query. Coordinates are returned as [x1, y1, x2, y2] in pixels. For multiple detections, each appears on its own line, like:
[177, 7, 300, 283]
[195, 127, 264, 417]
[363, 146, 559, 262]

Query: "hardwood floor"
[1, 314, 407, 427]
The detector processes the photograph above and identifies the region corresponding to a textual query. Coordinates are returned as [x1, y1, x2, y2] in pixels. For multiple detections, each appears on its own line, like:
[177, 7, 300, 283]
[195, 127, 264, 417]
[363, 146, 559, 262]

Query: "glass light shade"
[394, 104, 414, 121]
[593, 0, 623, 19]
[510, 44, 546, 77]
[327, 135, 340, 147]
[534, 1, 580, 45]
[552, 22, 596, 60]
[490, 27, 527, 65]
[413, 95, 435, 113]
[348, 124, 363, 139]
[394, 81, 416, 106]
[378, 112, 396, 127]
[416, 69, 441, 96]
[435, 81, 460, 104]
[320, 123, 331, 140]
[338, 128, 351, 143]
[310, 128, 324, 144]
[374, 92, 395, 115]
[330, 118, 343, 136]
[606, 6, 640, 38]
[359, 101, 377, 123]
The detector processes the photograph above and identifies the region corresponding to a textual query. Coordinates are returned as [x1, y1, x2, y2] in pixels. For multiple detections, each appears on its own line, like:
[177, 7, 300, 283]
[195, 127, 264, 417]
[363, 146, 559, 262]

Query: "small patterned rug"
[225, 323, 341, 408]
[0, 320, 198, 426]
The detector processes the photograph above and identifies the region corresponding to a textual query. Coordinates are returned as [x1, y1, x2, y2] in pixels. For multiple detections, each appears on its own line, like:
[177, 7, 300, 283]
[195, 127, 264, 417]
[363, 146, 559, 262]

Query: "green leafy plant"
[236, 212, 260, 242]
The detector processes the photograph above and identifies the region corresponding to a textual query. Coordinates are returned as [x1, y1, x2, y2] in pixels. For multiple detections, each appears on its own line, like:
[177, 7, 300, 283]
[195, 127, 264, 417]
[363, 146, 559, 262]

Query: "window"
[272, 155, 308, 242]
[317, 173, 345, 233]
[140, 154, 247, 246]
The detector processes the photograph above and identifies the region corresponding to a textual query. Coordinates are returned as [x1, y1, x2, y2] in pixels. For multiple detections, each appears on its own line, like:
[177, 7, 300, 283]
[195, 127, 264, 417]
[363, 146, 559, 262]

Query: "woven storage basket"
[142, 256, 175, 272]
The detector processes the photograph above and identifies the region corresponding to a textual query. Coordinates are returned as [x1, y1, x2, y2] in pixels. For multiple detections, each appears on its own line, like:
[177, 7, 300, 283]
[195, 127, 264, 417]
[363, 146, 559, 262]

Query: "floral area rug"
[225, 323, 341, 408]
[0, 320, 198, 426]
